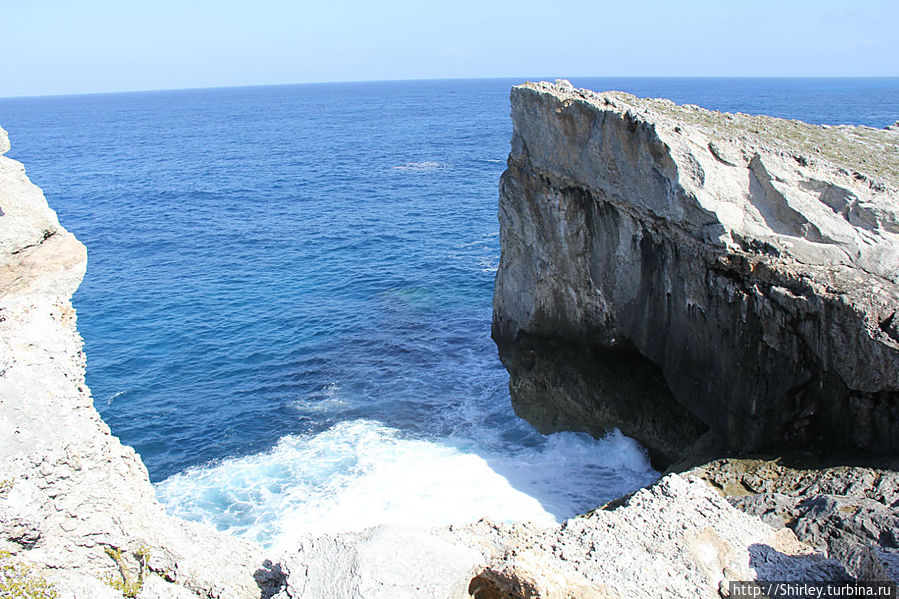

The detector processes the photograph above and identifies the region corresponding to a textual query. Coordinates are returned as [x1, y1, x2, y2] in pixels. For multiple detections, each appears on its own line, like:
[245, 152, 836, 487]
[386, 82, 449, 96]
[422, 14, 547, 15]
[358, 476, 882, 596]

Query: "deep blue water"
[2, 77, 896, 546]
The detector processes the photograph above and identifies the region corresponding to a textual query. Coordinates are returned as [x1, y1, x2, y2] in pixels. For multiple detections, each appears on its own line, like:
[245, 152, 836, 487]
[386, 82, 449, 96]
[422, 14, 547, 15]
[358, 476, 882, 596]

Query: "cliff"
[493, 80, 899, 467]
[0, 126, 274, 598]
[3, 85, 897, 597]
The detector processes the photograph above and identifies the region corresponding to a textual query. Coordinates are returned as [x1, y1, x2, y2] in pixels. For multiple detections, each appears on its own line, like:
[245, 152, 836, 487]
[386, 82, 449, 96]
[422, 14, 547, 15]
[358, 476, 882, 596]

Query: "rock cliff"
[1, 121, 847, 599]
[0, 126, 272, 598]
[493, 80, 899, 467]
[4, 85, 898, 597]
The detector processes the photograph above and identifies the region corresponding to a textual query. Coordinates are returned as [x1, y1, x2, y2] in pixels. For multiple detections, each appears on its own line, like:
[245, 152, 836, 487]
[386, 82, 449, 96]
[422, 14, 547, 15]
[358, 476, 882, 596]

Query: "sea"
[2, 77, 897, 550]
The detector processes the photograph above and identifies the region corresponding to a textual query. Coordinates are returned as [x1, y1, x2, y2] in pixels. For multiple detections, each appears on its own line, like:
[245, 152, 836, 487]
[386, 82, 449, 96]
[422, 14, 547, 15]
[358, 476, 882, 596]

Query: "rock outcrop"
[272, 474, 852, 599]
[492, 80, 899, 467]
[4, 85, 898, 598]
[0, 125, 270, 598]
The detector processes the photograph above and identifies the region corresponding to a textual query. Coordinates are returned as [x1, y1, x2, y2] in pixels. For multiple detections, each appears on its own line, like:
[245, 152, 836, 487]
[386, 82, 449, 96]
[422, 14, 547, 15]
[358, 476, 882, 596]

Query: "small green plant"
[0, 550, 59, 599]
[0, 478, 13, 498]
[102, 545, 150, 598]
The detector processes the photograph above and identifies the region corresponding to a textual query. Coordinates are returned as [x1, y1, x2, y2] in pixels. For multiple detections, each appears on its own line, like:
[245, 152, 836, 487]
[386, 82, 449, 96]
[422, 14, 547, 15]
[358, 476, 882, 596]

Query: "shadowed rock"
[492, 80, 899, 468]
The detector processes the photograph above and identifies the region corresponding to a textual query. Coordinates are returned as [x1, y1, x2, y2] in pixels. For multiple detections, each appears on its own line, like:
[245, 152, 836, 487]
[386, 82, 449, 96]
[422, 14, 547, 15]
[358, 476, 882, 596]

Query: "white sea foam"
[155, 418, 656, 550]
[479, 258, 498, 272]
[291, 382, 348, 414]
[391, 161, 448, 171]
[107, 390, 130, 405]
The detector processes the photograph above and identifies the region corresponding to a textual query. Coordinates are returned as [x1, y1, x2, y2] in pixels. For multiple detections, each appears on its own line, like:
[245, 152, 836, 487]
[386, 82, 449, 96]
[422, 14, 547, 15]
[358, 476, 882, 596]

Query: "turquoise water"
[2, 77, 896, 547]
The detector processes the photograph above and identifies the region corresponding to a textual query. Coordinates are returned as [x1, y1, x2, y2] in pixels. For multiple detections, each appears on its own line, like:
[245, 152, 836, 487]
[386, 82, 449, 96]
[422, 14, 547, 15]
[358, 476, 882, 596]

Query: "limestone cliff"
[1, 123, 846, 599]
[0, 125, 273, 598]
[493, 80, 899, 467]
[3, 92, 897, 598]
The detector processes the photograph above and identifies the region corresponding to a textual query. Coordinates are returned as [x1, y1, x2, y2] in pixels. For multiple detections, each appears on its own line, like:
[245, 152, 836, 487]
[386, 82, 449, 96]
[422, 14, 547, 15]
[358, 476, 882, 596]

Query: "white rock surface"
[457, 475, 846, 599]
[273, 526, 484, 599]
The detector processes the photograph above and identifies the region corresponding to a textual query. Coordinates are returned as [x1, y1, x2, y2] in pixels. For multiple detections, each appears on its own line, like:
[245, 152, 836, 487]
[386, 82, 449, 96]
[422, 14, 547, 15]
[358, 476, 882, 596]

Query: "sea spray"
[154, 419, 656, 548]
[4, 78, 893, 549]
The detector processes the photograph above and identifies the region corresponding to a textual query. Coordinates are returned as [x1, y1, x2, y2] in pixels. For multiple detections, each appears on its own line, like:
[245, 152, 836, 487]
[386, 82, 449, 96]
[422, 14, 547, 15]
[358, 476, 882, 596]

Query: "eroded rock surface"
[460, 475, 847, 599]
[268, 474, 849, 599]
[493, 80, 899, 467]
[690, 459, 899, 581]
[0, 125, 268, 598]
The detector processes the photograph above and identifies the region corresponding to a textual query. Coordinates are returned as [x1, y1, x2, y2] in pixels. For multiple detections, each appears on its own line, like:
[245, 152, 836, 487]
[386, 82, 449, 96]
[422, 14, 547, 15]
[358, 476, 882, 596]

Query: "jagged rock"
[492, 80, 899, 467]
[793, 495, 899, 550]
[728, 493, 797, 530]
[458, 475, 846, 599]
[691, 459, 899, 580]
[0, 125, 268, 598]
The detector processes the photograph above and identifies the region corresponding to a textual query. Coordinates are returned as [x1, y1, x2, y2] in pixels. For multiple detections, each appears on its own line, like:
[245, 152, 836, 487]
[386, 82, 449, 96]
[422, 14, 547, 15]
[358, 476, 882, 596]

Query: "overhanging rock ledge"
[492, 80, 899, 467]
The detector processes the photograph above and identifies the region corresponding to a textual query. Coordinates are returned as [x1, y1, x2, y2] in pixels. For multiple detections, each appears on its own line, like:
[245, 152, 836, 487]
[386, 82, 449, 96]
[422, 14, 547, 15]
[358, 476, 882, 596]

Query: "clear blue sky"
[2, 0, 896, 97]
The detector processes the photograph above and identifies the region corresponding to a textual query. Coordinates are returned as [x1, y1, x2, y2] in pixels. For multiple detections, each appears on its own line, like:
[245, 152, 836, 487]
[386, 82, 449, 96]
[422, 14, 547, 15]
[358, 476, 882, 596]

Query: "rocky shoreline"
[2, 81, 898, 597]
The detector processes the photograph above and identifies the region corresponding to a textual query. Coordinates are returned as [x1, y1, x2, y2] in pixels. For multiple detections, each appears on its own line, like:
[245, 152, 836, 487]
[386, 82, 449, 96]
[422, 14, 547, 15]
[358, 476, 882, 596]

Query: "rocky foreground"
[1, 81, 898, 598]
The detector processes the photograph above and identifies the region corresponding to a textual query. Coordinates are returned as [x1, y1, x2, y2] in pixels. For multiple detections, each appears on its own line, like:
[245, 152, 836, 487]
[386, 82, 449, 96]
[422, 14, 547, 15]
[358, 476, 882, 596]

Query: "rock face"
[492, 80, 899, 467]
[0, 125, 270, 598]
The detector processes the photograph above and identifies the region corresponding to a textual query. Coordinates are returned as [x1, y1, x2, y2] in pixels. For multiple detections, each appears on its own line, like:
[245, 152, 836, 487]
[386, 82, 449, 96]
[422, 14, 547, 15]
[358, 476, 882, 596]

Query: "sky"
[1, 0, 896, 97]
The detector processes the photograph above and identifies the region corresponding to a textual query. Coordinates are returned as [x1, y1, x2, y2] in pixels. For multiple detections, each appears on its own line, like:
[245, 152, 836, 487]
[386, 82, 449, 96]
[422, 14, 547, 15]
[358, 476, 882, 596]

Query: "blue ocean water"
[2, 77, 897, 547]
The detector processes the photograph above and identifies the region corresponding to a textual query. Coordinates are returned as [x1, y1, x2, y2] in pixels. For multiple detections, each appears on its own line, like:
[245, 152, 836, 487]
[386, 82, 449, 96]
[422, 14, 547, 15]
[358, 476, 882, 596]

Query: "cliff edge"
[3, 85, 897, 597]
[493, 80, 899, 467]
[0, 126, 273, 598]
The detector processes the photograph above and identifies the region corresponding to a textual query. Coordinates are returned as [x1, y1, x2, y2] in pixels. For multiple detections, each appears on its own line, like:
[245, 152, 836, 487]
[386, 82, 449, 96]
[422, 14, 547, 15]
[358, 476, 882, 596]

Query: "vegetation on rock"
[103, 545, 150, 598]
[0, 551, 59, 599]
[0, 479, 13, 498]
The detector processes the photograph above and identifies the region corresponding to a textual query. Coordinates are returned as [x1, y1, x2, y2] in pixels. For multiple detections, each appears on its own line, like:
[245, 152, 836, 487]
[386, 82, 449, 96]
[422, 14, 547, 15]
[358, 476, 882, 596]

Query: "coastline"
[2, 78, 898, 596]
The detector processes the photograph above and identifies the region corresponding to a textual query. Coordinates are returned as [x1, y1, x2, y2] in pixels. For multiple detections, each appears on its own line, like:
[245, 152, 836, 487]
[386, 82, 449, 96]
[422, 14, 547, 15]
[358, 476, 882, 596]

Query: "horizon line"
[3, 74, 899, 101]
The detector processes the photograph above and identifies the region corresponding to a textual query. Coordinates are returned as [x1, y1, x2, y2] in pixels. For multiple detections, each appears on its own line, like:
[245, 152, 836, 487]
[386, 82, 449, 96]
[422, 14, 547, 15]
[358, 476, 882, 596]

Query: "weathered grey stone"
[460, 475, 847, 599]
[794, 494, 898, 548]
[728, 493, 797, 530]
[492, 81, 899, 467]
[691, 459, 899, 580]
